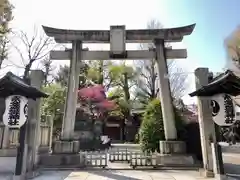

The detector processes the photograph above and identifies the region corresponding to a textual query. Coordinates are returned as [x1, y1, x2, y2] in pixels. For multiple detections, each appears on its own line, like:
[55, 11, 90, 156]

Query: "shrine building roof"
[0, 72, 48, 99]
[189, 70, 240, 97]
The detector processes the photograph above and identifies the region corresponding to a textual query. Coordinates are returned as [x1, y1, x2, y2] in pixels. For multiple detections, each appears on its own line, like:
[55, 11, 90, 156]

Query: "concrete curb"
[37, 166, 201, 171]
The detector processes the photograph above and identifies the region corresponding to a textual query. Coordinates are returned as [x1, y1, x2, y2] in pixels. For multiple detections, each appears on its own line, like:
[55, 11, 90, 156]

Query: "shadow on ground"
[31, 171, 72, 180]
[0, 157, 16, 174]
[223, 152, 240, 179]
[90, 170, 142, 180]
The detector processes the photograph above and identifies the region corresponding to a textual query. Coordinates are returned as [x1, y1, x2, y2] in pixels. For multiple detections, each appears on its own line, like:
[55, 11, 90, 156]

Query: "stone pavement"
[25, 170, 215, 180]
[1, 153, 240, 180]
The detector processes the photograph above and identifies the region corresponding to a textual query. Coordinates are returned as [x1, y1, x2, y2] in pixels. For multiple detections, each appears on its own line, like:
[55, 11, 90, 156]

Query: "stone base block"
[156, 154, 195, 166]
[111, 144, 141, 151]
[53, 140, 79, 154]
[159, 140, 186, 154]
[38, 146, 49, 154]
[0, 146, 51, 157]
[38, 153, 86, 167]
[199, 168, 215, 178]
[0, 148, 17, 157]
[12, 175, 24, 180]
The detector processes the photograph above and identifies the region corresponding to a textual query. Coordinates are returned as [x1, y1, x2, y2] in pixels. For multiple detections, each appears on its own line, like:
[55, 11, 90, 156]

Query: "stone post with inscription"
[23, 70, 45, 176]
[194, 68, 216, 177]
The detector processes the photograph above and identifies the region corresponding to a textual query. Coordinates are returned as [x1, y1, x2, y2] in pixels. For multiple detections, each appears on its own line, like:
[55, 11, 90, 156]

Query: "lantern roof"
[189, 70, 240, 97]
[0, 72, 48, 99]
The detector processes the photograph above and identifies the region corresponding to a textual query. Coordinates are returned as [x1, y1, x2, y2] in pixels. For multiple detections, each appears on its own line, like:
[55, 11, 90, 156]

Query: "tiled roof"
[0, 72, 48, 99]
[189, 70, 240, 97]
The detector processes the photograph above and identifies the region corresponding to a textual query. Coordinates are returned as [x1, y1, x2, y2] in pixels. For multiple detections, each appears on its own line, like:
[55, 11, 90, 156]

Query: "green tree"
[108, 87, 132, 141]
[41, 83, 66, 127]
[109, 62, 137, 106]
[139, 99, 185, 153]
[108, 87, 129, 119]
[54, 65, 69, 87]
[0, 0, 13, 68]
[54, 62, 89, 88]
[139, 99, 164, 153]
[86, 60, 114, 89]
[108, 63, 137, 140]
[41, 57, 55, 86]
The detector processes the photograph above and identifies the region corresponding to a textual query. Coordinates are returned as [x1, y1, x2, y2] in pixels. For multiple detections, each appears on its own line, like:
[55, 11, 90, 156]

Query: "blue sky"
[8, 0, 239, 73]
[4, 0, 240, 103]
[160, 0, 240, 73]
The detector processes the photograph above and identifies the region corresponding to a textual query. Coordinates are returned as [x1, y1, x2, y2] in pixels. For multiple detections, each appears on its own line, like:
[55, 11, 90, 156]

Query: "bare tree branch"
[41, 57, 55, 86]
[10, 26, 56, 79]
[225, 28, 240, 69]
[134, 19, 189, 103]
[8, 39, 25, 66]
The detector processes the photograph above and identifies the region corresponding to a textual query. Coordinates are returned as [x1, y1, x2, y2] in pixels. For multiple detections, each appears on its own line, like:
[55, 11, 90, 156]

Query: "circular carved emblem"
[211, 100, 220, 117]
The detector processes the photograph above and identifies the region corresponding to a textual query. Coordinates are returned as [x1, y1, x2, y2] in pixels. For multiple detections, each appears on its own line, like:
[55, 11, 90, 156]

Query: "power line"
[165, 71, 223, 76]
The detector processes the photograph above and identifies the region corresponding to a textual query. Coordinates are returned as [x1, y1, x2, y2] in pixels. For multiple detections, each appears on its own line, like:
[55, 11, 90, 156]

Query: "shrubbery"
[138, 99, 185, 153]
[139, 99, 164, 153]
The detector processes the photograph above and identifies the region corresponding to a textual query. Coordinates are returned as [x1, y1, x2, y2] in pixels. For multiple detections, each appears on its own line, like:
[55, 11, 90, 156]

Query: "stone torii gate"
[43, 24, 195, 154]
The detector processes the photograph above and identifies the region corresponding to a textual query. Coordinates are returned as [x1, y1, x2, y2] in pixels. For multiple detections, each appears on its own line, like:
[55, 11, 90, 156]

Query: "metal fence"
[130, 152, 157, 169]
[79, 147, 158, 169]
[80, 151, 108, 168]
[109, 148, 131, 162]
[108, 148, 157, 169]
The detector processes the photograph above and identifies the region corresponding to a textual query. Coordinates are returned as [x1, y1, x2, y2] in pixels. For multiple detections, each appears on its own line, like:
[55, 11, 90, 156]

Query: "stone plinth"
[159, 141, 186, 154]
[52, 140, 79, 154]
[199, 168, 215, 178]
[38, 153, 85, 168]
[157, 140, 195, 166]
[0, 146, 51, 157]
[156, 154, 195, 166]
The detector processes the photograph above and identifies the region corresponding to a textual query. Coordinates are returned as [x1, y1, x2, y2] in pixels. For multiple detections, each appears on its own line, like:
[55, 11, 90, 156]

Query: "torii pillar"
[43, 24, 196, 154]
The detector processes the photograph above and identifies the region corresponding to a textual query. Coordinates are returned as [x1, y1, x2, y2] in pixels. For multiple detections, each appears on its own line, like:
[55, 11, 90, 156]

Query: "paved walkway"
[1, 153, 240, 180]
[26, 170, 215, 180]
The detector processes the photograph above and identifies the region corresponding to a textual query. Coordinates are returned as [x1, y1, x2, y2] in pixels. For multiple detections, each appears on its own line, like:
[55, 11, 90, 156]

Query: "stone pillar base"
[159, 140, 186, 154]
[52, 140, 79, 154]
[12, 175, 25, 180]
[157, 141, 195, 166]
[156, 154, 195, 166]
[38, 154, 86, 168]
[159, 141, 186, 154]
[199, 168, 215, 178]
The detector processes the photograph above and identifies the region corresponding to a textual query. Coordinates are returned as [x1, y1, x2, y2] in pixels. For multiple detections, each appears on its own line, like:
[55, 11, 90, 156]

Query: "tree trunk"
[121, 118, 126, 141]
[122, 73, 131, 142]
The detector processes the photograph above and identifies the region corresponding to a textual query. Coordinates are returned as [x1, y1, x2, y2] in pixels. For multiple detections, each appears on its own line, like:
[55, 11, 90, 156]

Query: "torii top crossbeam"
[42, 24, 196, 43]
